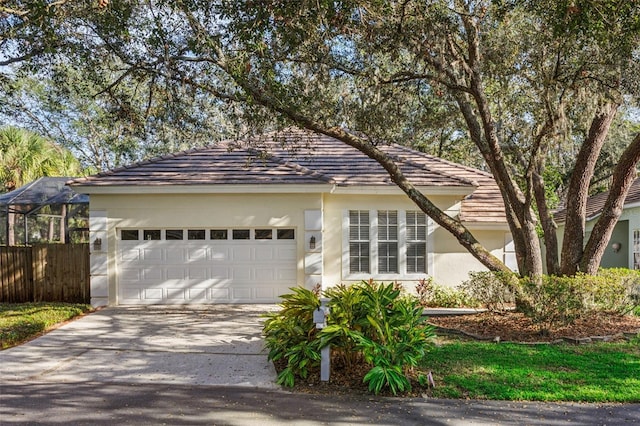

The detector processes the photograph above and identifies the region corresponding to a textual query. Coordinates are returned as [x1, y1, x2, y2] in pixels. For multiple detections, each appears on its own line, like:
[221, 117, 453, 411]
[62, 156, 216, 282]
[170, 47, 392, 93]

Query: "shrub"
[460, 271, 518, 312]
[594, 268, 640, 314]
[517, 275, 588, 332]
[263, 281, 435, 395]
[415, 277, 479, 308]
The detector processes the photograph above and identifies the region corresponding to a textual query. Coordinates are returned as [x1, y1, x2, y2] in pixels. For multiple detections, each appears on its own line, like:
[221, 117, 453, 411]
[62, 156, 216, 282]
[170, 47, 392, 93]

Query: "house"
[69, 129, 514, 306]
[555, 178, 640, 270]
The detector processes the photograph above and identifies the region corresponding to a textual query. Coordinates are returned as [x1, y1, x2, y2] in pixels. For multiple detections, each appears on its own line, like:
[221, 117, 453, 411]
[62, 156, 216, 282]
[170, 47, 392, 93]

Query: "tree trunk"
[560, 103, 618, 275]
[581, 132, 640, 273]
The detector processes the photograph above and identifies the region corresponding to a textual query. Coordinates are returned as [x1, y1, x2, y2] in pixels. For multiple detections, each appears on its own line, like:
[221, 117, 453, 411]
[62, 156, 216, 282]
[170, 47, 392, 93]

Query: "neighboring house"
[69, 129, 514, 306]
[554, 178, 640, 270]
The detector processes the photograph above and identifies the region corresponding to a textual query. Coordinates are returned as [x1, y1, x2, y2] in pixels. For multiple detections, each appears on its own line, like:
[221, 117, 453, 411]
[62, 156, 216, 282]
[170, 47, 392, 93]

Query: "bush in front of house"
[460, 268, 640, 331]
[262, 281, 435, 395]
[415, 276, 480, 308]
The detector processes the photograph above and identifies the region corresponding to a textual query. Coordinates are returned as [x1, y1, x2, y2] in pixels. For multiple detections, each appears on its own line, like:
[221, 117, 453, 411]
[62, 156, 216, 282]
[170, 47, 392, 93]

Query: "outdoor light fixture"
[93, 238, 102, 251]
[612, 242, 622, 253]
[309, 235, 316, 250]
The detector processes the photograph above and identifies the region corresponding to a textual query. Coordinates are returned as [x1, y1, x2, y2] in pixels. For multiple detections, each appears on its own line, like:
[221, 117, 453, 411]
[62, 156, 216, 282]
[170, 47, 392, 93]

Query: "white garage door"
[117, 228, 297, 304]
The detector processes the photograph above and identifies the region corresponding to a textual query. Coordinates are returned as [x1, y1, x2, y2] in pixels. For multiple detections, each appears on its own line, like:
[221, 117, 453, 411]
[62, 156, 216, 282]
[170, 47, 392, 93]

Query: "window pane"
[188, 229, 206, 240]
[166, 230, 184, 240]
[255, 229, 273, 240]
[349, 242, 370, 273]
[121, 230, 139, 240]
[378, 242, 398, 273]
[407, 242, 426, 273]
[210, 229, 228, 240]
[233, 229, 250, 240]
[143, 230, 161, 240]
[277, 229, 295, 240]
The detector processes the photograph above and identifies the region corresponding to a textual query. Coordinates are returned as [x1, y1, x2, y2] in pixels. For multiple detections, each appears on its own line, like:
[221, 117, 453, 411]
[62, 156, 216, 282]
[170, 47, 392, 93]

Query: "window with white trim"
[378, 210, 398, 273]
[406, 211, 427, 273]
[634, 229, 640, 270]
[349, 210, 370, 273]
[347, 210, 429, 276]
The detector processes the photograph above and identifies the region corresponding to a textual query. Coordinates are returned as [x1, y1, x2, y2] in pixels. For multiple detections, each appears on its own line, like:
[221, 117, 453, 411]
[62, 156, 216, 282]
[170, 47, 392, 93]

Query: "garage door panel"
[277, 247, 297, 261]
[231, 287, 252, 300]
[187, 288, 207, 301]
[120, 249, 141, 262]
[166, 248, 185, 262]
[166, 288, 186, 300]
[231, 267, 252, 281]
[120, 268, 141, 282]
[255, 246, 275, 260]
[144, 288, 163, 299]
[255, 268, 275, 281]
[210, 288, 231, 300]
[232, 247, 252, 261]
[187, 248, 208, 262]
[143, 268, 163, 281]
[166, 268, 185, 280]
[142, 248, 163, 261]
[188, 267, 208, 280]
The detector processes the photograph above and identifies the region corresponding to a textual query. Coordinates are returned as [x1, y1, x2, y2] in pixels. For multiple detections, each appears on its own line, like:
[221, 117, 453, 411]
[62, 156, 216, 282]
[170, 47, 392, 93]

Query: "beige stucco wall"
[90, 192, 321, 304]
[90, 190, 511, 304]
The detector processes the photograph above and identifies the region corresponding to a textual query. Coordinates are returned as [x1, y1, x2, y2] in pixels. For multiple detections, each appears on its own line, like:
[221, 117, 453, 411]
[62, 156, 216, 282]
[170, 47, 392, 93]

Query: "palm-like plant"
[0, 127, 83, 192]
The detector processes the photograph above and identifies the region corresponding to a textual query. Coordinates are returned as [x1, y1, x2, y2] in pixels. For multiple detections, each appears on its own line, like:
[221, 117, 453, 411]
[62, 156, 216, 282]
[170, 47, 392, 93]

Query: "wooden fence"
[0, 244, 90, 303]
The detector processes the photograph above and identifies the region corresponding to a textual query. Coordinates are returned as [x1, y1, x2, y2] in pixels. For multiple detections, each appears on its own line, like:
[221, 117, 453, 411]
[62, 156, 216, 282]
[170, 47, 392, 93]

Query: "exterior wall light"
[612, 242, 622, 253]
[309, 235, 316, 250]
[93, 238, 103, 251]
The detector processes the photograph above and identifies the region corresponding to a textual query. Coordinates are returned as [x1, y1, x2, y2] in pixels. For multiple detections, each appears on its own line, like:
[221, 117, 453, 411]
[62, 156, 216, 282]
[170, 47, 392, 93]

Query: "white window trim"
[343, 210, 433, 280]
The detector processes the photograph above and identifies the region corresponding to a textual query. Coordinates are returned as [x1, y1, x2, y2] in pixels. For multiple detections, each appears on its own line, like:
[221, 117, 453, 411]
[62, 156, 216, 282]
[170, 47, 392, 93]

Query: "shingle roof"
[69, 129, 507, 224]
[554, 178, 640, 223]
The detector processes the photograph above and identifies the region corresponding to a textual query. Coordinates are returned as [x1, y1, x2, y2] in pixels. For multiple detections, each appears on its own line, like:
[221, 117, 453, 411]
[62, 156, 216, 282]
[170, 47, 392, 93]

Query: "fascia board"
[70, 184, 334, 195]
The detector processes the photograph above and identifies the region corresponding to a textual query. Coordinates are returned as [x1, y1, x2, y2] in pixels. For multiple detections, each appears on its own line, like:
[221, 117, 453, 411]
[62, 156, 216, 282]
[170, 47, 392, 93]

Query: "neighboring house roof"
[554, 178, 640, 223]
[69, 129, 507, 224]
[0, 177, 88, 214]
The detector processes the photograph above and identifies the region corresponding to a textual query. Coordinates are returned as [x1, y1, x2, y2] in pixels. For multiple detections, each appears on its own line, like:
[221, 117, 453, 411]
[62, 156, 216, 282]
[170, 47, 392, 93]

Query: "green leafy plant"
[264, 281, 435, 395]
[262, 287, 322, 387]
[416, 277, 479, 308]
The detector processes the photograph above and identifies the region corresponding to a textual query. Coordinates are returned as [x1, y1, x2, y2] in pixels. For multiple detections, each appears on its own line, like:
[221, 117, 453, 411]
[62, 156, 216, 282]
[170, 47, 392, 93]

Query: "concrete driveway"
[0, 305, 279, 388]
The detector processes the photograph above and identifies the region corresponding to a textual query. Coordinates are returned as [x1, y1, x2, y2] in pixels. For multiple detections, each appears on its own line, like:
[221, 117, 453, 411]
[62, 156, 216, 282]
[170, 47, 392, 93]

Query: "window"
[187, 229, 205, 240]
[233, 229, 250, 240]
[406, 211, 427, 273]
[347, 210, 429, 276]
[378, 211, 398, 273]
[255, 229, 273, 240]
[210, 229, 228, 240]
[634, 230, 640, 270]
[121, 230, 139, 240]
[277, 229, 295, 240]
[143, 230, 161, 240]
[349, 210, 370, 273]
[166, 230, 183, 240]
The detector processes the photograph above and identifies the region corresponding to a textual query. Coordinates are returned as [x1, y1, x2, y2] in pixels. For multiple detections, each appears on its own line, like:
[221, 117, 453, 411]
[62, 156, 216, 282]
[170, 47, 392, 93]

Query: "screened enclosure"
[0, 177, 89, 246]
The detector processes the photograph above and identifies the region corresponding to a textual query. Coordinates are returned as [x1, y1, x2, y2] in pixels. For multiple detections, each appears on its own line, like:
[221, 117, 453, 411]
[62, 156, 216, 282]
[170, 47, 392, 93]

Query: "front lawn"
[425, 339, 640, 402]
[0, 303, 93, 349]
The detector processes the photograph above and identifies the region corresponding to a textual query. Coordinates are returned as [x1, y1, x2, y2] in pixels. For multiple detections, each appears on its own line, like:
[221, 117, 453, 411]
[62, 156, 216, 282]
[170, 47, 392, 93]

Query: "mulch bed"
[427, 310, 640, 343]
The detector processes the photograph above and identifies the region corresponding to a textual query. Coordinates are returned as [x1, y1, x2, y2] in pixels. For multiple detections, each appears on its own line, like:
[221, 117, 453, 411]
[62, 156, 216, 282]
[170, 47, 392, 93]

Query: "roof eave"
[70, 183, 335, 195]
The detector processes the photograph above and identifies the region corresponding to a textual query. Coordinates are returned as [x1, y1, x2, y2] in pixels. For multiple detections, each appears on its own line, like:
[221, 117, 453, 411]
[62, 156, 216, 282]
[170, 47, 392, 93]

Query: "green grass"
[0, 303, 93, 349]
[424, 339, 640, 402]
